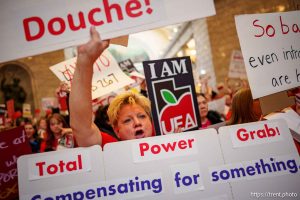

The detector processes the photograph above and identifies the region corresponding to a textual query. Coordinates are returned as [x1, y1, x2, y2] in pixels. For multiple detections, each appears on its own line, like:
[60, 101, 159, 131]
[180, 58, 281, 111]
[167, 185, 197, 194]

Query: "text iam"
[35, 155, 82, 176]
[139, 139, 195, 156]
[236, 124, 280, 142]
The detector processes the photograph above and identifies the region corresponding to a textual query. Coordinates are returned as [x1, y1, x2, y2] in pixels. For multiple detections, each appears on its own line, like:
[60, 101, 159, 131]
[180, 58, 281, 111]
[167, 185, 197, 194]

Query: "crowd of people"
[1, 27, 300, 154]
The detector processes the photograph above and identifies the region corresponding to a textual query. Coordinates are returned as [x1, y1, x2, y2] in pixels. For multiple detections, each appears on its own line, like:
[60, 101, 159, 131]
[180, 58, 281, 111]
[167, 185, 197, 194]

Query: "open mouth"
[135, 129, 145, 139]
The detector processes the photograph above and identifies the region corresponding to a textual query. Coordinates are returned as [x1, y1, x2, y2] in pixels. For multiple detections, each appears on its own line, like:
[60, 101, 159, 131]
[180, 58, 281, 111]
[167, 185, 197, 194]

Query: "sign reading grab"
[0, 0, 215, 63]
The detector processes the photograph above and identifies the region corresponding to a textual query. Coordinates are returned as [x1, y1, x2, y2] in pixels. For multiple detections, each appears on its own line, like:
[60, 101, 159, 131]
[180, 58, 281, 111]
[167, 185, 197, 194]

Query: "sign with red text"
[17, 145, 105, 200]
[0, 0, 215, 63]
[228, 50, 247, 79]
[217, 119, 300, 199]
[104, 129, 233, 199]
[0, 126, 31, 200]
[143, 56, 201, 135]
[50, 50, 134, 99]
[235, 11, 300, 98]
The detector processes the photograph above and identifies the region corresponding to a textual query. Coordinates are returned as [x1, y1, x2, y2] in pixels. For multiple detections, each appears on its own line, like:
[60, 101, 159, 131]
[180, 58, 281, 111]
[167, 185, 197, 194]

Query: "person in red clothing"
[69, 27, 153, 148]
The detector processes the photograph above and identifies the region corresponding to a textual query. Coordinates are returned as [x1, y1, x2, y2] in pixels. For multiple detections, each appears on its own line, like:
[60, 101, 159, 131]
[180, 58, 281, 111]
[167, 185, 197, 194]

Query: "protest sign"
[17, 145, 105, 200]
[0, 126, 31, 200]
[22, 103, 32, 118]
[41, 97, 58, 111]
[228, 50, 247, 79]
[6, 100, 15, 119]
[50, 50, 134, 100]
[118, 59, 138, 74]
[217, 119, 300, 199]
[235, 10, 300, 99]
[143, 56, 201, 135]
[0, 0, 215, 63]
[103, 129, 232, 200]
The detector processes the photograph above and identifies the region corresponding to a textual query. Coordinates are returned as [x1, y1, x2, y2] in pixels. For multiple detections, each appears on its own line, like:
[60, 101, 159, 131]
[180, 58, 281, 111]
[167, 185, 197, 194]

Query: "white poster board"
[0, 0, 215, 63]
[50, 50, 134, 99]
[235, 11, 300, 99]
[103, 129, 232, 200]
[228, 50, 247, 79]
[217, 119, 300, 199]
[17, 145, 105, 200]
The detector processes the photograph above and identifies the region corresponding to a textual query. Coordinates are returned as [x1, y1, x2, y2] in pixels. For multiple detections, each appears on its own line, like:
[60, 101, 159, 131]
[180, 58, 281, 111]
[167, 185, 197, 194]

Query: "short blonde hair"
[107, 92, 151, 127]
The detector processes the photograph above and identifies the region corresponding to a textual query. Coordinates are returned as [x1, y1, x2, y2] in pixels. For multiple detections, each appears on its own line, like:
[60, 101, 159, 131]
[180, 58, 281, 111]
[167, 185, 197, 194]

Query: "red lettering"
[88, 8, 104, 26]
[139, 142, 149, 156]
[126, 0, 143, 17]
[280, 16, 289, 34]
[47, 164, 58, 174]
[237, 128, 248, 141]
[177, 140, 187, 149]
[151, 145, 161, 154]
[265, 25, 275, 37]
[256, 129, 266, 138]
[161, 142, 177, 152]
[103, 0, 124, 23]
[265, 124, 276, 136]
[68, 12, 86, 31]
[253, 19, 264, 37]
[48, 17, 66, 35]
[58, 160, 65, 172]
[23, 16, 45, 41]
[292, 24, 300, 33]
[36, 162, 46, 176]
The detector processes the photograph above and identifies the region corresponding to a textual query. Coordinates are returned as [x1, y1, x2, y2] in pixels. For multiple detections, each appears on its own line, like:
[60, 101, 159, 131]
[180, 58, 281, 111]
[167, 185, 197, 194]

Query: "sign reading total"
[143, 57, 201, 135]
[28, 150, 91, 180]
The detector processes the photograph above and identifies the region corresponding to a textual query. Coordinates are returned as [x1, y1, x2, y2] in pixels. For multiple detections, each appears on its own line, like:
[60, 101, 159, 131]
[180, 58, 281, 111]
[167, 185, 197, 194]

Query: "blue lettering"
[246, 166, 256, 176]
[151, 179, 162, 193]
[117, 183, 128, 193]
[108, 185, 116, 195]
[220, 170, 230, 180]
[86, 189, 95, 199]
[287, 159, 298, 173]
[73, 191, 84, 200]
[32, 195, 41, 200]
[211, 171, 219, 182]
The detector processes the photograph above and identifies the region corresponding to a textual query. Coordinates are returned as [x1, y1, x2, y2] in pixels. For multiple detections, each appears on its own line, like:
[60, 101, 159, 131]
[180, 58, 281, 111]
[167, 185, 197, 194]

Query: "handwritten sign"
[143, 56, 201, 135]
[228, 50, 247, 79]
[235, 11, 300, 98]
[50, 50, 134, 99]
[0, 0, 215, 63]
[0, 126, 31, 200]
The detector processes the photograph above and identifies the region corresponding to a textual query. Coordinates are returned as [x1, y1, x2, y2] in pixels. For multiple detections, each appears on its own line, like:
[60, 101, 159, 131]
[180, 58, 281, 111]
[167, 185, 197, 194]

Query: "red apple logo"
[159, 89, 197, 134]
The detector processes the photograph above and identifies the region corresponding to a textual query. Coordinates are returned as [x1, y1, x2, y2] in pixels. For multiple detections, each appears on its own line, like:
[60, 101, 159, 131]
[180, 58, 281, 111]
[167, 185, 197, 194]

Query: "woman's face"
[49, 118, 63, 135]
[39, 119, 47, 130]
[114, 104, 152, 141]
[197, 95, 208, 119]
[24, 124, 35, 138]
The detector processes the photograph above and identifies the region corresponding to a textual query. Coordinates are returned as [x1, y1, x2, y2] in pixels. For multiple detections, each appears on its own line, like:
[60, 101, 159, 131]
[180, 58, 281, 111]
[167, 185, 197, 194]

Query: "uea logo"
[159, 89, 197, 134]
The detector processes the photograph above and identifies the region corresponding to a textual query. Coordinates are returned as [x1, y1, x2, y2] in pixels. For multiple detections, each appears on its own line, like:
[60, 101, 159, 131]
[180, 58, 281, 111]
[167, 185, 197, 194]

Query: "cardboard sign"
[143, 56, 201, 135]
[235, 11, 300, 99]
[6, 100, 15, 119]
[217, 119, 300, 199]
[103, 129, 233, 199]
[228, 50, 247, 79]
[0, 126, 31, 200]
[50, 50, 134, 100]
[41, 97, 58, 111]
[0, 0, 215, 63]
[17, 145, 105, 200]
[22, 103, 32, 118]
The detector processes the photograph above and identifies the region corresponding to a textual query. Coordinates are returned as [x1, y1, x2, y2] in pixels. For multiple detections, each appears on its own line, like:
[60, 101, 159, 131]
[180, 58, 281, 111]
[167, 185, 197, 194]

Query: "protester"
[24, 121, 41, 153]
[41, 113, 74, 151]
[70, 27, 156, 148]
[197, 93, 223, 128]
[227, 88, 262, 125]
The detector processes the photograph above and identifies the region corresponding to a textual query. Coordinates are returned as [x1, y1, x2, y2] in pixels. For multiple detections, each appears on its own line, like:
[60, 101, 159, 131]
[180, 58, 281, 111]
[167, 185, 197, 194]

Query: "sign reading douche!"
[143, 56, 201, 135]
[235, 10, 300, 99]
[0, 0, 216, 62]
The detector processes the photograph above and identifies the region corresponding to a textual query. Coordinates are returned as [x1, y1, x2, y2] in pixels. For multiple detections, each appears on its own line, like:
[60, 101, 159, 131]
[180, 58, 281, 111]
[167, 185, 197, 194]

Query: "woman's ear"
[113, 126, 120, 139]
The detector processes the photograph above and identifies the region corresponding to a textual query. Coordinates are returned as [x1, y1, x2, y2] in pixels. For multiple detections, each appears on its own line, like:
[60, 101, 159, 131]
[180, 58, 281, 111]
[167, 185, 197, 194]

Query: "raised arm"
[70, 26, 110, 147]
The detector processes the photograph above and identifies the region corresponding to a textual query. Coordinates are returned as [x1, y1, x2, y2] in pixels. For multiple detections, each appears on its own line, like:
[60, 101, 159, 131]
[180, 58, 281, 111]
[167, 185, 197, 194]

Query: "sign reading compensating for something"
[143, 56, 201, 135]
[0, 0, 215, 63]
[235, 10, 300, 99]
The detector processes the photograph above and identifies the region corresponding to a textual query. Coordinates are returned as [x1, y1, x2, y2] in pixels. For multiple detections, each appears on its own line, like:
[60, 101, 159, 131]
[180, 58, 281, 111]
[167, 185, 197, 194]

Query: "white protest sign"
[103, 129, 233, 200]
[50, 50, 134, 99]
[228, 50, 247, 79]
[0, 0, 215, 63]
[217, 119, 300, 199]
[235, 11, 300, 99]
[17, 145, 105, 200]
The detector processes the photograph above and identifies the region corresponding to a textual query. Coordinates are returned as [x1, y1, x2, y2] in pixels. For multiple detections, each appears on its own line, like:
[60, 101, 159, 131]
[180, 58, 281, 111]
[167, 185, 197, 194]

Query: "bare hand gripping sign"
[143, 57, 201, 135]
